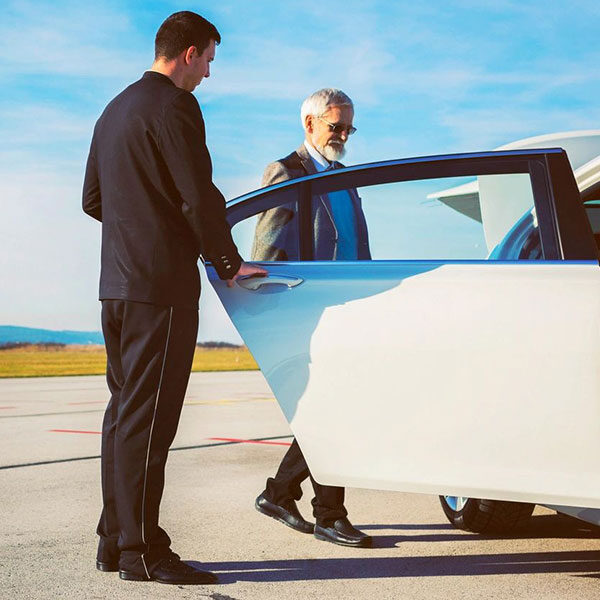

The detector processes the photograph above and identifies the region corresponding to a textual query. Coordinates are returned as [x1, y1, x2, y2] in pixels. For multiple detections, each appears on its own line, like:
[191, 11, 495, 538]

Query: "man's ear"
[183, 46, 196, 65]
[305, 114, 314, 134]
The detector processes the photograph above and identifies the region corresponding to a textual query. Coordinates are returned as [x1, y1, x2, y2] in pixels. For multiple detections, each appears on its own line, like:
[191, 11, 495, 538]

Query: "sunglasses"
[317, 116, 357, 136]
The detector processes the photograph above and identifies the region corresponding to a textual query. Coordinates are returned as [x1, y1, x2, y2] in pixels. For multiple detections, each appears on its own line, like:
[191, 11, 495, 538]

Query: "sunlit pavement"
[1, 373, 599, 600]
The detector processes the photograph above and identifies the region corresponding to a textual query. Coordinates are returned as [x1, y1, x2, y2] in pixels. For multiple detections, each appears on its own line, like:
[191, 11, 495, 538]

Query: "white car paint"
[210, 144, 600, 529]
[209, 260, 600, 509]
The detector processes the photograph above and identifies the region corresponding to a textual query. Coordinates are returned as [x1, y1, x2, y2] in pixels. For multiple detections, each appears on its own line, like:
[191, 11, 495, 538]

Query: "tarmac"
[1, 372, 600, 599]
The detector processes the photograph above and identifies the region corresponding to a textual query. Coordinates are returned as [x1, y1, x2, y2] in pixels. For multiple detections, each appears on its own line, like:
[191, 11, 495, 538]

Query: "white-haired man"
[253, 88, 372, 548]
[251, 88, 370, 262]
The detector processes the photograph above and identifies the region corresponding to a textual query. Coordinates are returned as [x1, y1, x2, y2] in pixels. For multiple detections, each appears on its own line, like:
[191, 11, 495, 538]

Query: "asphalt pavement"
[1, 372, 599, 600]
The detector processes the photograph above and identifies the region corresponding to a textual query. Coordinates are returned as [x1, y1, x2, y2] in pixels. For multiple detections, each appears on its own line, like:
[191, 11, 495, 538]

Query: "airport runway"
[1, 372, 599, 599]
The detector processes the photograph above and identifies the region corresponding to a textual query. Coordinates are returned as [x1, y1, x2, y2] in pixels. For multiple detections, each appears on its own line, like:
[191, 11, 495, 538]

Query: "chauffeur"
[253, 88, 372, 548]
[83, 11, 265, 586]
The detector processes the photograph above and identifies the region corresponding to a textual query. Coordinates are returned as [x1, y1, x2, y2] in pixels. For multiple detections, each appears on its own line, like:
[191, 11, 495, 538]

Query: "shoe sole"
[255, 501, 314, 534]
[119, 571, 150, 581]
[119, 570, 217, 585]
[154, 576, 218, 585]
[96, 561, 119, 572]
[314, 532, 373, 548]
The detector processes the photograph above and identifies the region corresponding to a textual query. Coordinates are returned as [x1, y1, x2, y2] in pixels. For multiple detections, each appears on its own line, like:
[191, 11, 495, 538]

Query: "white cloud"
[0, 1, 146, 80]
[0, 167, 101, 330]
[4, 0, 600, 341]
[0, 103, 94, 147]
[0, 164, 243, 341]
[439, 106, 600, 151]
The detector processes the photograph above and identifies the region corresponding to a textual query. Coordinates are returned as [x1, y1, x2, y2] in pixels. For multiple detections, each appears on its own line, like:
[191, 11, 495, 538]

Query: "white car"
[207, 130, 600, 534]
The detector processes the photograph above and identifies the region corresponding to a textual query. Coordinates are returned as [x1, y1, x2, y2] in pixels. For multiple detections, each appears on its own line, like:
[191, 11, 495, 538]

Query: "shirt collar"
[304, 140, 331, 172]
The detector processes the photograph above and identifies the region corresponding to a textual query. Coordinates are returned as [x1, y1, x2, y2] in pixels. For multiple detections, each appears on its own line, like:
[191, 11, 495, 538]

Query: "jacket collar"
[142, 71, 176, 86]
[296, 143, 318, 176]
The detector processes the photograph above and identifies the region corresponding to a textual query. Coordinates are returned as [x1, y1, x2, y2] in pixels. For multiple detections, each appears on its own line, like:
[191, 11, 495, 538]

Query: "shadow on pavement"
[354, 523, 455, 531]
[193, 549, 600, 583]
[192, 514, 600, 583]
[361, 514, 600, 548]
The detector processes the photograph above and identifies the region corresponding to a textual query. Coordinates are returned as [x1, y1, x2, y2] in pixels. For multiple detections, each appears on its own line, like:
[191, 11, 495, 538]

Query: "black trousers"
[96, 300, 198, 576]
[263, 438, 348, 524]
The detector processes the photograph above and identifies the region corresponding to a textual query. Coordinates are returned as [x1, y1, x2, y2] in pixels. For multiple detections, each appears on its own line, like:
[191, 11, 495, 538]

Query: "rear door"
[207, 149, 600, 508]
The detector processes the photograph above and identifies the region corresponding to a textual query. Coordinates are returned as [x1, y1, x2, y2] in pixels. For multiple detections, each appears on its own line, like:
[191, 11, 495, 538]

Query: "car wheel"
[439, 496, 535, 533]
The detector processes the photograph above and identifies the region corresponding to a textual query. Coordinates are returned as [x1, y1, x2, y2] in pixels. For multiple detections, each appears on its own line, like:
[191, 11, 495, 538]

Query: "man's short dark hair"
[155, 11, 221, 60]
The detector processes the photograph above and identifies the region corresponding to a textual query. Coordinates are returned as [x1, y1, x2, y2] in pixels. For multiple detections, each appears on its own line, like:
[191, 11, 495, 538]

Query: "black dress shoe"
[255, 493, 315, 534]
[314, 517, 372, 548]
[119, 553, 218, 585]
[96, 559, 118, 572]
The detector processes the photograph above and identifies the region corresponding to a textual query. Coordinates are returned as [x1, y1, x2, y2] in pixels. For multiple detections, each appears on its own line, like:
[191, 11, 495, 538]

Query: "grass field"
[0, 344, 258, 378]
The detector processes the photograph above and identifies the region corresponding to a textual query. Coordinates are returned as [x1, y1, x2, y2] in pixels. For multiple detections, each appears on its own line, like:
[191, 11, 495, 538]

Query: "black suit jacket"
[83, 71, 241, 309]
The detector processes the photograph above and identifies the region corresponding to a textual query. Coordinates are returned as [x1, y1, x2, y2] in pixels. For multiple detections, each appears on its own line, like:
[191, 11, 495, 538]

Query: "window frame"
[221, 149, 597, 263]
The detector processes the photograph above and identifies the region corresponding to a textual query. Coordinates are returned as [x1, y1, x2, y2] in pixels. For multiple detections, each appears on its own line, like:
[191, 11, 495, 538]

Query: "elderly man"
[251, 88, 370, 262]
[253, 88, 371, 548]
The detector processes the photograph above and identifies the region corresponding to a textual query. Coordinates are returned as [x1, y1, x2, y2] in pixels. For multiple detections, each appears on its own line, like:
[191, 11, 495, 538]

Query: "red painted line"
[0, 406, 16, 409]
[67, 401, 107, 405]
[209, 437, 292, 447]
[49, 429, 102, 435]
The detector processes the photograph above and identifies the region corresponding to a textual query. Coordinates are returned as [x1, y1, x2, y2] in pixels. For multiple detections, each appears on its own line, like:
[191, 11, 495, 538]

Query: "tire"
[439, 495, 535, 534]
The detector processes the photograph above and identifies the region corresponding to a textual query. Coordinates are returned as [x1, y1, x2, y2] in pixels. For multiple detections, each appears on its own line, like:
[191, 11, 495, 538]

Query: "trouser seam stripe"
[140, 306, 173, 572]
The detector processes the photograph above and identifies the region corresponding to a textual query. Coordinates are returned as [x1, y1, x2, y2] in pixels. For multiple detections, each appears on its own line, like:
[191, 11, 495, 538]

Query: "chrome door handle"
[237, 274, 304, 291]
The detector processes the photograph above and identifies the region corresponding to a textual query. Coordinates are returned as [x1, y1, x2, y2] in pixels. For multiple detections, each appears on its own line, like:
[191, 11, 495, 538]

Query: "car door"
[206, 149, 600, 509]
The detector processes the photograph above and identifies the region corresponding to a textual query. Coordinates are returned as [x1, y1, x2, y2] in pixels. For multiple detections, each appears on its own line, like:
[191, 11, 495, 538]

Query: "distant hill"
[0, 325, 104, 345]
[0, 325, 240, 347]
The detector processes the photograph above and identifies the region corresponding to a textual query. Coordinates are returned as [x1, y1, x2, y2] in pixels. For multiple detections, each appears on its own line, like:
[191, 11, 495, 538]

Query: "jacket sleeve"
[158, 91, 242, 280]
[82, 134, 102, 222]
[261, 160, 293, 187]
[251, 161, 299, 261]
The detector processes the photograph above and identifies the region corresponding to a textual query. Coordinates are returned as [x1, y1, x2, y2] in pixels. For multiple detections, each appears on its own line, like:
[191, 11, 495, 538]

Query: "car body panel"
[209, 260, 600, 508]
[546, 504, 600, 526]
[207, 147, 600, 509]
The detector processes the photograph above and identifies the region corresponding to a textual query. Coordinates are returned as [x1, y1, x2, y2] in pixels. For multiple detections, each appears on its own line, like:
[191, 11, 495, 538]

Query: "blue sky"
[2, 0, 600, 342]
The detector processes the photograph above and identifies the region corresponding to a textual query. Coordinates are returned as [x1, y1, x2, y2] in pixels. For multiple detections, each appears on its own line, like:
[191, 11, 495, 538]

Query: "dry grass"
[0, 344, 258, 378]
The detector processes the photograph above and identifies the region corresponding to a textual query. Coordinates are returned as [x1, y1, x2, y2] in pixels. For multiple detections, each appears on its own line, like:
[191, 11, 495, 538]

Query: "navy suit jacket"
[83, 71, 241, 308]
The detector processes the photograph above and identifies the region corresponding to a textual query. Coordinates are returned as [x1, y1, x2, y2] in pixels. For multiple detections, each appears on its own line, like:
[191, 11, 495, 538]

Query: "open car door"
[207, 149, 600, 508]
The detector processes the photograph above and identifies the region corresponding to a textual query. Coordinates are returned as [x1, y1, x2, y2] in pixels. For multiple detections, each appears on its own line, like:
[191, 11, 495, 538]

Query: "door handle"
[237, 274, 304, 291]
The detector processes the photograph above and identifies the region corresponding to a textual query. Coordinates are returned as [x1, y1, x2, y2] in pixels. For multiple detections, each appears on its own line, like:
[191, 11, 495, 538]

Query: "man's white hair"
[300, 88, 353, 130]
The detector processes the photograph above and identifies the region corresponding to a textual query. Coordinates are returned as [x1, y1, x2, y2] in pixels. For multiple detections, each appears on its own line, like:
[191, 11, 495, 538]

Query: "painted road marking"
[49, 429, 102, 434]
[0, 409, 104, 419]
[185, 400, 236, 406]
[64, 398, 274, 406]
[1, 397, 275, 419]
[46, 431, 291, 447]
[57, 397, 274, 406]
[209, 437, 292, 447]
[67, 401, 108, 405]
[184, 397, 275, 406]
[2, 435, 294, 470]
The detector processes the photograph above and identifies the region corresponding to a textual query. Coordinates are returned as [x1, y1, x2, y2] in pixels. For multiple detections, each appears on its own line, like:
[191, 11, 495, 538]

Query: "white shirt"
[304, 140, 330, 172]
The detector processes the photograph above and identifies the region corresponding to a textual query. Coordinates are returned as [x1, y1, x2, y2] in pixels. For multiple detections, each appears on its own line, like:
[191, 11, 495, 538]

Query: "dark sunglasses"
[317, 116, 357, 136]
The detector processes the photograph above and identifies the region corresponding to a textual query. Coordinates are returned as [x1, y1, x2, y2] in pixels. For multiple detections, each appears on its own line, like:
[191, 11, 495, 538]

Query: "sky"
[2, 0, 600, 343]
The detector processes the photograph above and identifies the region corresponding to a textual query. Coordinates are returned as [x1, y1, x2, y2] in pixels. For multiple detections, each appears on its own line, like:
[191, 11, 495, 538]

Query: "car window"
[231, 168, 544, 262]
[355, 173, 539, 260]
[583, 200, 600, 255]
[231, 186, 302, 262]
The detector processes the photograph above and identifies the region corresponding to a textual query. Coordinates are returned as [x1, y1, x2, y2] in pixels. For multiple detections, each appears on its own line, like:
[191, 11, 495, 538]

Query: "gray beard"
[316, 141, 346, 162]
